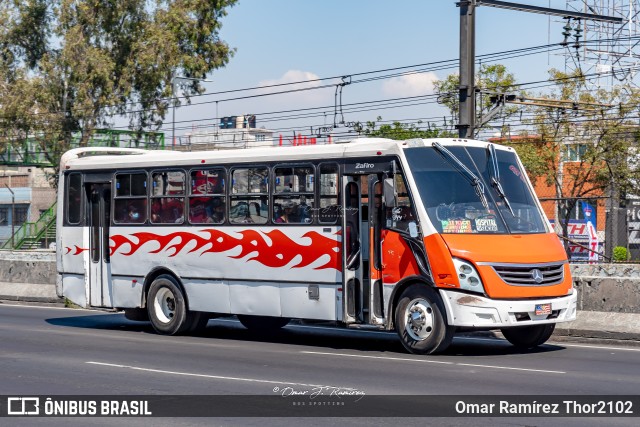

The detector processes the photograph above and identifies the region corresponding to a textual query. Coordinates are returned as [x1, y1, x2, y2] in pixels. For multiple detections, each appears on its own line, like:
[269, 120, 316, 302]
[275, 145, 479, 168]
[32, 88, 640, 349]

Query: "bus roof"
[60, 137, 510, 171]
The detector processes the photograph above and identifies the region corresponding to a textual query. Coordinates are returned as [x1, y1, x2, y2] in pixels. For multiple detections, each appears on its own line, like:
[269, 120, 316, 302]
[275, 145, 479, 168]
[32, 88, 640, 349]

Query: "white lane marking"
[457, 336, 640, 353]
[86, 361, 354, 390]
[301, 351, 566, 374]
[300, 351, 453, 365]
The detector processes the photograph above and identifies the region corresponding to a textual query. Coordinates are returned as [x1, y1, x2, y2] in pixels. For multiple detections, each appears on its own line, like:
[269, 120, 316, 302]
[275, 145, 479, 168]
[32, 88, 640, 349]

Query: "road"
[0, 302, 639, 426]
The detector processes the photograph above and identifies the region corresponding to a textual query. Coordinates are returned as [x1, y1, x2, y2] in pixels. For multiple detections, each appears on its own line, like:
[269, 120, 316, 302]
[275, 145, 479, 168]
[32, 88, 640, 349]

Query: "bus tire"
[147, 275, 192, 335]
[500, 324, 555, 349]
[237, 315, 290, 331]
[395, 285, 454, 355]
[188, 312, 210, 334]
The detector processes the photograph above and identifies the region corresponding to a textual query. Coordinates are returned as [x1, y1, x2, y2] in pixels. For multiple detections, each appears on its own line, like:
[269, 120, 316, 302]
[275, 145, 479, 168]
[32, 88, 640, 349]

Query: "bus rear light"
[376, 151, 382, 155]
[201, 160, 206, 163]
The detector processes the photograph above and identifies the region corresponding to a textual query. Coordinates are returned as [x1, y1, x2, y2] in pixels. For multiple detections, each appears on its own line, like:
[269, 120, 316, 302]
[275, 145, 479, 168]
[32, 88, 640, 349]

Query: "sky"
[163, 0, 633, 143]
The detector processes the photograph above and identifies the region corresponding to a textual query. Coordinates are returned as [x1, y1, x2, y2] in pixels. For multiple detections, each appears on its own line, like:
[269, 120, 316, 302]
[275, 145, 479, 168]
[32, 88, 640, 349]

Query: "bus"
[56, 137, 577, 354]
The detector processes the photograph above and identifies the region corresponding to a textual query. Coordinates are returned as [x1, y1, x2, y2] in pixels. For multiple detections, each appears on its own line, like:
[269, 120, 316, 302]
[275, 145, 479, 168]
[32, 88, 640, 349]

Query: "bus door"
[85, 180, 113, 307]
[342, 172, 386, 325]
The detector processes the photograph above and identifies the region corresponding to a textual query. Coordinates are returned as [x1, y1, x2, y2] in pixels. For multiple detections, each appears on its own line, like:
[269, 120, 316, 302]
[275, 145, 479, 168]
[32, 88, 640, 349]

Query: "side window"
[387, 173, 416, 232]
[273, 165, 314, 224]
[150, 171, 185, 224]
[66, 173, 83, 224]
[114, 172, 148, 224]
[318, 163, 339, 224]
[230, 167, 268, 224]
[189, 169, 226, 224]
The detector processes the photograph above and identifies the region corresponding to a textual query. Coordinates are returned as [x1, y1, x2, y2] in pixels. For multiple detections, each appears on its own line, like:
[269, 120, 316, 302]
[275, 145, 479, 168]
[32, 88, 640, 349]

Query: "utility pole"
[458, 0, 476, 139]
[455, 0, 621, 139]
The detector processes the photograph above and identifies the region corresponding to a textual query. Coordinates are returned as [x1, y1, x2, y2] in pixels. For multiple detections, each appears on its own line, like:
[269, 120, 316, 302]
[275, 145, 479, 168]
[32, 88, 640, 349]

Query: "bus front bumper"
[439, 289, 577, 328]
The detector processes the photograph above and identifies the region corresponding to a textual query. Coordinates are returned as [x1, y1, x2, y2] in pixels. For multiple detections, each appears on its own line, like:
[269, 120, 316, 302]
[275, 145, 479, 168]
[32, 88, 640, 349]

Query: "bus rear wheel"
[237, 315, 290, 331]
[500, 324, 555, 349]
[147, 275, 194, 335]
[395, 285, 454, 355]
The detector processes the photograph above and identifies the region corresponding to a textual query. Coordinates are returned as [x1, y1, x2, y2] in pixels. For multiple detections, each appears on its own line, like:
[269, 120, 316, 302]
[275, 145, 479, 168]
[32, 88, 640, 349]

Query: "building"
[0, 167, 56, 246]
[178, 114, 275, 151]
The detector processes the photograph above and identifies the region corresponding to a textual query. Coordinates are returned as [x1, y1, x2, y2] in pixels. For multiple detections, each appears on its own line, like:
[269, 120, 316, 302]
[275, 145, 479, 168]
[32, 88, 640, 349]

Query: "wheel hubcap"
[154, 287, 176, 324]
[404, 298, 434, 341]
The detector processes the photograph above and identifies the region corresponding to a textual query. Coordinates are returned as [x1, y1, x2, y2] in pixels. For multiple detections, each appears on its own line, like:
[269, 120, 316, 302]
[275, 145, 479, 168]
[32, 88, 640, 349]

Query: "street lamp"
[171, 76, 213, 147]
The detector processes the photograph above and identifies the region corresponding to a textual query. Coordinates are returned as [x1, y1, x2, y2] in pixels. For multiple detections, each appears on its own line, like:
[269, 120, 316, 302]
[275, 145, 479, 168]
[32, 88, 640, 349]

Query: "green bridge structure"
[1, 129, 164, 249]
[0, 129, 165, 167]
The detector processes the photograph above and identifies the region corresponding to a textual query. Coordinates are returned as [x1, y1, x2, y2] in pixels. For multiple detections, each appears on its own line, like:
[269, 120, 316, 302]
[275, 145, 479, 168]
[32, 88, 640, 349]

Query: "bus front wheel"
[395, 286, 454, 355]
[500, 324, 555, 349]
[147, 275, 193, 335]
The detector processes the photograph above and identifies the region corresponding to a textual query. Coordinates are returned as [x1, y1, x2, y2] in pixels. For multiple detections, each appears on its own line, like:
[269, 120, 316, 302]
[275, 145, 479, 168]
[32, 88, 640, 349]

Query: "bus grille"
[491, 263, 565, 286]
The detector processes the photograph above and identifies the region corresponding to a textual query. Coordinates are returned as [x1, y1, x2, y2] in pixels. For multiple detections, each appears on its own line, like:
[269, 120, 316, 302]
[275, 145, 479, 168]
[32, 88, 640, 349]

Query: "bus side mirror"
[383, 178, 397, 207]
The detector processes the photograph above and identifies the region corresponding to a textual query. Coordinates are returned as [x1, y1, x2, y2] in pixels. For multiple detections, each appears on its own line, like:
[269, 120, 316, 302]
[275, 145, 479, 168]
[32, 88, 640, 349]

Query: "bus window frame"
[65, 172, 84, 226]
[149, 168, 187, 225]
[228, 164, 270, 225]
[271, 162, 316, 226]
[112, 170, 149, 226]
[187, 166, 227, 226]
[317, 162, 340, 225]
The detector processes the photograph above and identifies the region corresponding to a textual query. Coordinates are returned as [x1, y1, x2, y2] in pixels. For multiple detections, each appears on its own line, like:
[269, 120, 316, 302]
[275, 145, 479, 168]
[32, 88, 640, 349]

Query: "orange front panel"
[440, 233, 572, 299]
[476, 263, 572, 299]
[440, 233, 567, 264]
[423, 233, 459, 289]
[381, 230, 421, 285]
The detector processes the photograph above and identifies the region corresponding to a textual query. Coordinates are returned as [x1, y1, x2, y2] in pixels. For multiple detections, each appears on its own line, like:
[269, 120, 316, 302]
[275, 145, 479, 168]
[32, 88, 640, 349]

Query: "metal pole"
[458, 0, 476, 139]
[4, 184, 15, 249]
[172, 77, 176, 148]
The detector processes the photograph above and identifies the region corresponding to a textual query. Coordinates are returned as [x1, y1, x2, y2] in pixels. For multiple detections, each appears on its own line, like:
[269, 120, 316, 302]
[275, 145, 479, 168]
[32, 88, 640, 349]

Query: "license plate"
[535, 303, 552, 315]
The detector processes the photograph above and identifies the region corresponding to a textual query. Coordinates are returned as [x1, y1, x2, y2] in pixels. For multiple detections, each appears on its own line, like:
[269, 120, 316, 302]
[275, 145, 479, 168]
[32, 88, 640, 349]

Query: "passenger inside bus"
[275, 200, 296, 223]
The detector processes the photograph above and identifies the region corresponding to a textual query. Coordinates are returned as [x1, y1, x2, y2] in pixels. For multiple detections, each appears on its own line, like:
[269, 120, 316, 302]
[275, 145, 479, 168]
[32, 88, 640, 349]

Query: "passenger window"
[319, 164, 339, 224]
[387, 173, 416, 232]
[273, 165, 314, 224]
[230, 167, 268, 224]
[114, 172, 148, 224]
[189, 169, 226, 224]
[66, 173, 83, 224]
[150, 171, 185, 224]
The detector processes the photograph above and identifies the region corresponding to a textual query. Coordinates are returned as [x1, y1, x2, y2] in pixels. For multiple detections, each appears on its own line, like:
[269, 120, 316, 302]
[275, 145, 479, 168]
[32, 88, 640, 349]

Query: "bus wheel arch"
[144, 269, 207, 335]
[387, 276, 436, 330]
[393, 282, 455, 355]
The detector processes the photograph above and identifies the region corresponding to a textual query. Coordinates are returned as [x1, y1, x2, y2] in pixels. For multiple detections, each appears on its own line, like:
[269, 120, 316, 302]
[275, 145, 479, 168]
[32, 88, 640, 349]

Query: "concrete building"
[0, 167, 56, 246]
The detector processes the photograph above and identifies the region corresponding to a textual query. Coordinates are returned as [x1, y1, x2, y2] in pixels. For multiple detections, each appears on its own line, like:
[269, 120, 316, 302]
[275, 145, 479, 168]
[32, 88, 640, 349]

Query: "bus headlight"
[452, 258, 485, 293]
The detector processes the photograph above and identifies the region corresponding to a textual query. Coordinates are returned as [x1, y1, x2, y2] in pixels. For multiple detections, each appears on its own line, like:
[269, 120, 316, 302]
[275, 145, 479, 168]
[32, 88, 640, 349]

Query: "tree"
[520, 69, 640, 254]
[0, 0, 237, 183]
[355, 116, 452, 140]
[433, 63, 522, 135]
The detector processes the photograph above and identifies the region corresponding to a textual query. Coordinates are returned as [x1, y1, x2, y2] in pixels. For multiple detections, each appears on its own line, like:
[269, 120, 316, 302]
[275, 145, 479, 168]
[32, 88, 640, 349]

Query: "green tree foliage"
[522, 69, 640, 252]
[355, 116, 452, 140]
[433, 63, 522, 131]
[0, 0, 237, 181]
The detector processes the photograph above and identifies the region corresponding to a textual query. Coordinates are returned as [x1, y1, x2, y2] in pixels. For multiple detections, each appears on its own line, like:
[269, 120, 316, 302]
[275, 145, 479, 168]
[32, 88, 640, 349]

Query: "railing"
[0, 202, 57, 250]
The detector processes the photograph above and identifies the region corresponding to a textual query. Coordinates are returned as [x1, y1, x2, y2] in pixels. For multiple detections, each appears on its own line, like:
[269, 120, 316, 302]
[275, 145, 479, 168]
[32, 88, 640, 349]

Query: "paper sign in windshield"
[442, 220, 472, 233]
[475, 217, 499, 232]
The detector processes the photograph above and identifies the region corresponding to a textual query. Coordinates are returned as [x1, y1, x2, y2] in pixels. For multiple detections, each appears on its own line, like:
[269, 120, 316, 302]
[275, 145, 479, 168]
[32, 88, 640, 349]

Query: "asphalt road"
[1, 302, 639, 427]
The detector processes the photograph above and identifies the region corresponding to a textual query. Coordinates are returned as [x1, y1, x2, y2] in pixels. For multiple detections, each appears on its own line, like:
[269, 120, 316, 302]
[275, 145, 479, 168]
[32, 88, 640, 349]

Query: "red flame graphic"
[108, 229, 341, 271]
[65, 245, 89, 255]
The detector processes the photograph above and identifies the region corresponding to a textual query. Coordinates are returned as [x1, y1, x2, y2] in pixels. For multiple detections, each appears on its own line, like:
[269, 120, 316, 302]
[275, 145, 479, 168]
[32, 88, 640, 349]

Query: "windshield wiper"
[487, 143, 515, 216]
[432, 142, 489, 210]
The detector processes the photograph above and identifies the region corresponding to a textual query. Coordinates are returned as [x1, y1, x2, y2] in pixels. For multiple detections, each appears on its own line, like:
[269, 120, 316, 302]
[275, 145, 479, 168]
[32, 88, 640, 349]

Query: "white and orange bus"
[56, 137, 577, 354]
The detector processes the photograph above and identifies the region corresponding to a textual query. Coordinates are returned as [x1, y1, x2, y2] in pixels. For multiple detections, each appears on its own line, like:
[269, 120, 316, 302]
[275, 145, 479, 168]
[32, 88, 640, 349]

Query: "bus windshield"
[404, 145, 547, 234]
